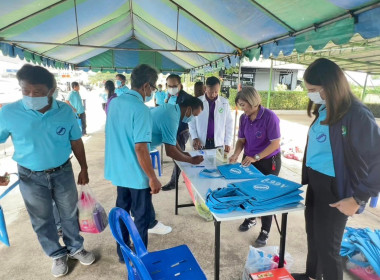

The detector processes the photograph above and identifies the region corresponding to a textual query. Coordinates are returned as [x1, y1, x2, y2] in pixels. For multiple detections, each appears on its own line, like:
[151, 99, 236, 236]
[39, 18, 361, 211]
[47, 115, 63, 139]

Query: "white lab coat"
[189, 95, 234, 147]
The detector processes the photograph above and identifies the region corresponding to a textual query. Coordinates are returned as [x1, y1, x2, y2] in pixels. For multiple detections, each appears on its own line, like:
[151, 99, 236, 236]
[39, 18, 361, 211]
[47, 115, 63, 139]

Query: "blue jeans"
[18, 161, 83, 258]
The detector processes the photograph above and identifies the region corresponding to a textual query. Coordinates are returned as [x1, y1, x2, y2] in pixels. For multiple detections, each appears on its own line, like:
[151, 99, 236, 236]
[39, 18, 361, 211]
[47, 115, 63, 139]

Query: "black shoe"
[162, 183, 175, 191]
[238, 218, 257, 232]
[255, 230, 269, 247]
[291, 273, 310, 280]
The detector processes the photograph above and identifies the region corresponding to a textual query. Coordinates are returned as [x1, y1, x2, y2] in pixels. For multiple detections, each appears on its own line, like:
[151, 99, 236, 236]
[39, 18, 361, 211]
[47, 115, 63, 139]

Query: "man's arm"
[70, 138, 89, 185]
[135, 143, 161, 194]
[165, 144, 203, 164]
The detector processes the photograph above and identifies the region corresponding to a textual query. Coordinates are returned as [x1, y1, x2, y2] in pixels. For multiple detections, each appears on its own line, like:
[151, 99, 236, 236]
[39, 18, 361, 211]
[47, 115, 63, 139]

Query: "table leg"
[175, 167, 179, 215]
[278, 213, 288, 268]
[214, 219, 221, 280]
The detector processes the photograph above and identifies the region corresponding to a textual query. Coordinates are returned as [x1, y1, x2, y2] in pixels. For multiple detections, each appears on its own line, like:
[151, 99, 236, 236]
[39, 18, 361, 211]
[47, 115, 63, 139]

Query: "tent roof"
[1, 0, 380, 73]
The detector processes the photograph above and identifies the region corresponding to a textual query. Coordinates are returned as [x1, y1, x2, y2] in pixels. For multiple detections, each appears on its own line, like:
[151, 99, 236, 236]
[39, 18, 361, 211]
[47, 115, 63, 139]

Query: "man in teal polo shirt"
[105, 64, 161, 262]
[153, 84, 167, 106]
[115, 73, 129, 96]
[147, 98, 204, 234]
[0, 64, 94, 277]
[66, 81, 87, 136]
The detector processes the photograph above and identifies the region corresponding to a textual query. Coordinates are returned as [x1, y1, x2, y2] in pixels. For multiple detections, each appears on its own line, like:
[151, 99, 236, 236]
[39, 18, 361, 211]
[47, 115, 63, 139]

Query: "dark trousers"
[168, 130, 190, 185]
[305, 168, 348, 280]
[115, 186, 152, 261]
[78, 112, 87, 135]
[246, 153, 281, 232]
[148, 203, 158, 229]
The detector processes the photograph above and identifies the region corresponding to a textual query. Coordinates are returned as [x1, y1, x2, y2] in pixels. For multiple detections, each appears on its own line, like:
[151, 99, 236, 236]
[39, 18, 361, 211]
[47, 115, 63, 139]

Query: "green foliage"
[228, 90, 309, 110]
[88, 72, 130, 85]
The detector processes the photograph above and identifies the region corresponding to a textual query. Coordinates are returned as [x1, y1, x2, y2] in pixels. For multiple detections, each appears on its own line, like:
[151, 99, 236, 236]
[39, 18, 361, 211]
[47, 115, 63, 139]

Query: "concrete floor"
[0, 111, 379, 280]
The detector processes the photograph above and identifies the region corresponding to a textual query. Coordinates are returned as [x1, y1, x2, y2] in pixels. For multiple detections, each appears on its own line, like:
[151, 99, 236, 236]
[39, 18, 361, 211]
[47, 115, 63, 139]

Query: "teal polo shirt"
[306, 105, 335, 177]
[154, 91, 167, 106]
[150, 104, 180, 150]
[115, 85, 129, 97]
[68, 90, 85, 114]
[167, 95, 178, 105]
[0, 100, 82, 171]
[105, 89, 152, 189]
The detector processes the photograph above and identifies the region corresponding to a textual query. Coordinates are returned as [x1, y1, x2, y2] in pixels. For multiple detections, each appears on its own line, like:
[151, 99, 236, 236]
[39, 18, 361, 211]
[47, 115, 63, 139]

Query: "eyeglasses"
[149, 83, 158, 93]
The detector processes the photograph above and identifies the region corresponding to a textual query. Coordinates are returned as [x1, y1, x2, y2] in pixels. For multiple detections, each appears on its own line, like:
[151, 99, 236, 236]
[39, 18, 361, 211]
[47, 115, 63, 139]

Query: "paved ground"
[0, 99, 378, 279]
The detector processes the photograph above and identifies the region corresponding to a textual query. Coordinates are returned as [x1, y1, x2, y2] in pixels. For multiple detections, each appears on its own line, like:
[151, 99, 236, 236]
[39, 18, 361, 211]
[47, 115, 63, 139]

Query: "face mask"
[22, 95, 49, 111]
[168, 87, 179, 96]
[308, 91, 326, 105]
[52, 90, 58, 99]
[182, 108, 194, 123]
[158, 88, 162, 92]
[116, 80, 122, 88]
[145, 92, 154, 103]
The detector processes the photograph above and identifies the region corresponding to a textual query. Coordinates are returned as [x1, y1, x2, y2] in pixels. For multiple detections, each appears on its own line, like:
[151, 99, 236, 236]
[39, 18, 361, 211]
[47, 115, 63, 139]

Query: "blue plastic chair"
[108, 207, 207, 280]
[150, 149, 161, 177]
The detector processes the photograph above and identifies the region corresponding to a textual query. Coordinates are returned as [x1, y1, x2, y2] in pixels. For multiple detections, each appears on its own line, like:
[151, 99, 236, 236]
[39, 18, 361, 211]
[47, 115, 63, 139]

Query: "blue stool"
[108, 207, 207, 280]
[150, 150, 161, 177]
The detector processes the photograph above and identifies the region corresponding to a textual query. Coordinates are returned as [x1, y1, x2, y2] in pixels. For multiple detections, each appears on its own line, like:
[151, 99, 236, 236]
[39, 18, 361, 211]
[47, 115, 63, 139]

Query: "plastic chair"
[108, 207, 207, 280]
[150, 149, 161, 177]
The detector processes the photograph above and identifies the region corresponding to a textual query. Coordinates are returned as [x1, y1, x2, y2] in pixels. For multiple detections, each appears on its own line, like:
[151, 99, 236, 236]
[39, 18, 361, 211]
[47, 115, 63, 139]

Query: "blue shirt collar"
[126, 89, 144, 102]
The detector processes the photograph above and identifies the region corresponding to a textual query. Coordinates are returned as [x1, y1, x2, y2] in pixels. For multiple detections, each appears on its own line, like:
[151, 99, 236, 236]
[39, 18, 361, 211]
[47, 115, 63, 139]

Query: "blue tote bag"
[0, 178, 20, 247]
[217, 163, 264, 179]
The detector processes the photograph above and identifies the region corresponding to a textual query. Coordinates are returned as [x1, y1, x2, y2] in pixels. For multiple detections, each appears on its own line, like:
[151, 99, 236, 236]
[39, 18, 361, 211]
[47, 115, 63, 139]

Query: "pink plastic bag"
[78, 185, 108, 233]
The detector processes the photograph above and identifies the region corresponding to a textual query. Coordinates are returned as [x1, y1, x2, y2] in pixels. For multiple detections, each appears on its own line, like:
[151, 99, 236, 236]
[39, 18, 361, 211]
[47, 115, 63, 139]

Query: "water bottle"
[369, 195, 378, 208]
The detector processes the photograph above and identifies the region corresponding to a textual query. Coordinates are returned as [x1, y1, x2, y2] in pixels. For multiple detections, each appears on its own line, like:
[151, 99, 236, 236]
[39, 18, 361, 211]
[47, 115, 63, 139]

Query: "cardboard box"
[250, 268, 294, 280]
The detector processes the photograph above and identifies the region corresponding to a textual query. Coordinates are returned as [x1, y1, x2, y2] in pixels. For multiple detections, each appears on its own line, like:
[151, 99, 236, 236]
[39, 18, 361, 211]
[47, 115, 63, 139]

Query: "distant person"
[0, 64, 94, 277]
[104, 80, 116, 114]
[99, 91, 108, 111]
[189, 76, 233, 151]
[66, 82, 87, 136]
[194, 81, 205, 98]
[161, 74, 193, 191]
[229, 87, 281, 247]
[115, 74, 129, 96]
[154, 84, 167, 106]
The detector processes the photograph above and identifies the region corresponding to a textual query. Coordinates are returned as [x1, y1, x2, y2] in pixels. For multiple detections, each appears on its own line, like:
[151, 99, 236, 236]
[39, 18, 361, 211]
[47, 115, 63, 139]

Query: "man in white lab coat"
[189, 76, 233, 152]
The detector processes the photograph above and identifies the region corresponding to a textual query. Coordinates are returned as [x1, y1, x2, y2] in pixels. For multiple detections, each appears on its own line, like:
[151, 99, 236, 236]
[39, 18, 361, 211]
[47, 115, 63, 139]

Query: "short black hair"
[105, 80, 115, 98]
[206, 76, 220, 86]
[16, 64, 55, 89]
[116, 74, 126, 82]
[131, 64, 158, 89]
[180, 96, 204, 111]
[166, 74, 181, 84]
[71, 81, 79, 89]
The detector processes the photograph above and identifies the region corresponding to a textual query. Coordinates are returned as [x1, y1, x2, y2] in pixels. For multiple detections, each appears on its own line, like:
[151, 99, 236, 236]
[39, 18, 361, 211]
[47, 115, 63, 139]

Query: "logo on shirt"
[253, 184, 269, 191]
[56, 126, 66, 136]
[316, 133, 327, 143]
[218, 108, 224, 114]
[342, 125, 347, 136]
[229, 168, 242, 174]
[255, 131, 263, 138]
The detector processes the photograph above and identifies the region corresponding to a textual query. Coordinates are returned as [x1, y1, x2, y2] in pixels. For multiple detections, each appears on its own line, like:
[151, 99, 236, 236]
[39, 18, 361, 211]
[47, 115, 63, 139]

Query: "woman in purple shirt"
[229, 86, 281, 247]
[104, 80, 117, 114]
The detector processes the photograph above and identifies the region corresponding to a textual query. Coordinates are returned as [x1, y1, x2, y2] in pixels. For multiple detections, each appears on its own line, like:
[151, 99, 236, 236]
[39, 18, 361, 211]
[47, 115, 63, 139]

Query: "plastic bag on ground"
[78, 185, 108, 233]
[242, 246, 293, 280]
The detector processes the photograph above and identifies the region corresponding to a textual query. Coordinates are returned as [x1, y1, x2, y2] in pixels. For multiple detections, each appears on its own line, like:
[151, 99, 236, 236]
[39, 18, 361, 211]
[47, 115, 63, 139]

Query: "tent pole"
[345, 71, 363, 87]
[175, 7, 179, 50]
[267, 59, 273, 108]
[362, 73, 369, 101]
[233, 58, 242, 148]
[73, 0, 80, 45]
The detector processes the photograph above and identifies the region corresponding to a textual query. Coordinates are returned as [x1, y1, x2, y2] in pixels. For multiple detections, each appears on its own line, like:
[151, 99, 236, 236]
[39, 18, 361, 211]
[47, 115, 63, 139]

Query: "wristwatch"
[254, 154, 261, 161]
[353, 196, 366, 206]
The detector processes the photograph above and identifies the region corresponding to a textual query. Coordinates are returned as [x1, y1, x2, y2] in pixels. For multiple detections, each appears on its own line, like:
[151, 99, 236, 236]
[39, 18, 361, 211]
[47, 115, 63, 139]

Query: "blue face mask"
[145, 94, 153, 103]
[182, 108, 194, 123]
[52, 90, 58, 99]
[22, 95, 49, 111]
[116, 80, 122, 88]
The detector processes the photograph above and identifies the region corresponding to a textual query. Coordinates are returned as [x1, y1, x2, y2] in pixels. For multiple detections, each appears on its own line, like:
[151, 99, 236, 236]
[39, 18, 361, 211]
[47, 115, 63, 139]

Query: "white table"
[174, 158, 305, 280]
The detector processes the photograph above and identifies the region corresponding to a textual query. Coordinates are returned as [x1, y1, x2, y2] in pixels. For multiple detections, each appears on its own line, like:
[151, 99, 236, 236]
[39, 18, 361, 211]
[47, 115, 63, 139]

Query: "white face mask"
[168, 87, 179, 96]
[308, 91, 326, 105]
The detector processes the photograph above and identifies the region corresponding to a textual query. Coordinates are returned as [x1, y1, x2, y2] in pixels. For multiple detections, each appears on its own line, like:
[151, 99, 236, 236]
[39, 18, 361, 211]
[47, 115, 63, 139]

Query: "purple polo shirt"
[238, 106, 281, 159]
[206, 95, 217, 139]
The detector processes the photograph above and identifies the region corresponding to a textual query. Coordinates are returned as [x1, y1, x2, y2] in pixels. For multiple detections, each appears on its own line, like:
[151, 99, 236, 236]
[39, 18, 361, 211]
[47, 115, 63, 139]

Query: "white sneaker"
[148, 221, 172, 235]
